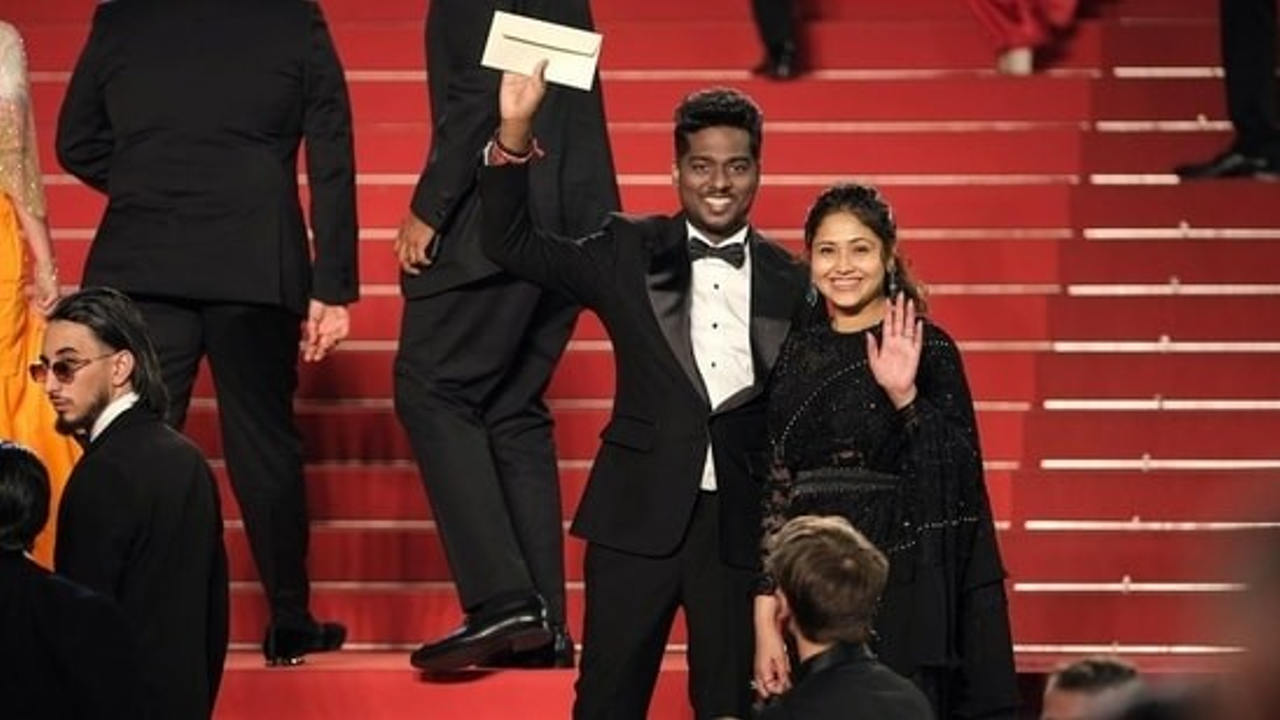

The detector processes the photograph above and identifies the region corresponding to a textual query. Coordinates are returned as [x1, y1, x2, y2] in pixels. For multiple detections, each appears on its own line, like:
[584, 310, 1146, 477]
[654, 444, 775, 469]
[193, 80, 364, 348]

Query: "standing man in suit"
[757, 516, 934, 720]
[0, 440, 142, 719]
[55, 0, 356, 664]
[1175, 0, 1280, 178]
[483, 68, 808, 718]
[35, 288, 227, 719]
[394, 0, 619, 671]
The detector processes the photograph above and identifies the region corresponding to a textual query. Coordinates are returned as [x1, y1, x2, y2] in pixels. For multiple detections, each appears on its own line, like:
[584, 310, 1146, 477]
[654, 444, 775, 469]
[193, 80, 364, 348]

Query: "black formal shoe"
[410, 595, 551, 673]
[480, 625, 575, 669]
[1175, 150, 1279, 180]
[263, 620, 347, 666]
[753, 43, 800, 81]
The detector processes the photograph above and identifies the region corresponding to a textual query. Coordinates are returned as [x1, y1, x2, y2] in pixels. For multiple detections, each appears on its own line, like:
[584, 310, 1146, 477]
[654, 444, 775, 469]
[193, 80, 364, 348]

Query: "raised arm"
[478, 64, 617, 306]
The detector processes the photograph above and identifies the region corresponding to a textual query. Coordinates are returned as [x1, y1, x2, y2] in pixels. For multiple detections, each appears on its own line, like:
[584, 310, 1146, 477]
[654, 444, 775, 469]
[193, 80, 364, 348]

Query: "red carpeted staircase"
[13, 0, 1280, 716]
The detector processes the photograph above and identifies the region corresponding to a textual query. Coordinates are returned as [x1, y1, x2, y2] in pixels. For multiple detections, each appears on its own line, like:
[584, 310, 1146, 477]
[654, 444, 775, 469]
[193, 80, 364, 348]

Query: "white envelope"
[480, 10, 603, 92]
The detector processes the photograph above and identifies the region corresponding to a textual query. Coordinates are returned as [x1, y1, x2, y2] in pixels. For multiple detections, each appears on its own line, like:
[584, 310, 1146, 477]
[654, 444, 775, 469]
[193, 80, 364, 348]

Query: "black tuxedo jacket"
[403, 0, 619, 299]
[56, 0, 358, 315]
[481, 164, 808, 565]
[55, 407, 229, 720]
[757, 644, 935, 720]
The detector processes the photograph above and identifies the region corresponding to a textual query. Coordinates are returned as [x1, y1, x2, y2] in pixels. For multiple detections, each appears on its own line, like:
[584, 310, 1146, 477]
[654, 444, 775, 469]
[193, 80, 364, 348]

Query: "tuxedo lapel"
[645, 217, 709, 403]
[716, 232, 802, 414]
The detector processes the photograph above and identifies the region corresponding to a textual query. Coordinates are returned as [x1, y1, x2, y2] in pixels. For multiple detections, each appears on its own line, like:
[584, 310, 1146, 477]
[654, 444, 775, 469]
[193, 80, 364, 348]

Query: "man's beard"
[54, 389, 112, 437]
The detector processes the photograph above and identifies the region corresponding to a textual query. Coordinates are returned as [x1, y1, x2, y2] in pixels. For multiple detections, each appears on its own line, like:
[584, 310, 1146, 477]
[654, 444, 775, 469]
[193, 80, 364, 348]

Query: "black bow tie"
[688, 238, 746, 268]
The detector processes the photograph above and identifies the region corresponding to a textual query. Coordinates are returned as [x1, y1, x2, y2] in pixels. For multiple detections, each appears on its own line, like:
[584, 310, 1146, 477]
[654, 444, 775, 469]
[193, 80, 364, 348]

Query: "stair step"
[1024, 411, 1280, 458]
[219, 581, 1242, 646]
[214, 651, 692, 720]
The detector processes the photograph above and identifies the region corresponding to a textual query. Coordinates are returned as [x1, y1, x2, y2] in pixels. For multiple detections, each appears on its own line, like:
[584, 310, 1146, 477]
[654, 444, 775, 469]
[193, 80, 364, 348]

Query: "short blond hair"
[766, 515, 889, 643]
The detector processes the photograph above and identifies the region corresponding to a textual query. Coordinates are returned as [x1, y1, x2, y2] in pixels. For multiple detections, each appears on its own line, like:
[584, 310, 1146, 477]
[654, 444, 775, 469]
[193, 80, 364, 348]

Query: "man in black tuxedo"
[1175, 0, 1280, 178]
[483, 68, 808, 718]
[394, 0, 619, 671]
[0, 440, 142, 719]
[35, 288, 227, 719]
[55, 0, 355, 663]
[757, 516, 934, 720]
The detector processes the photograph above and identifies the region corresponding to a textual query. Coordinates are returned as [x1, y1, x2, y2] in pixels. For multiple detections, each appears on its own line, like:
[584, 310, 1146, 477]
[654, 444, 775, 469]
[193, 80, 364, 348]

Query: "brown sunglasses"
[29, 353, 116, 384]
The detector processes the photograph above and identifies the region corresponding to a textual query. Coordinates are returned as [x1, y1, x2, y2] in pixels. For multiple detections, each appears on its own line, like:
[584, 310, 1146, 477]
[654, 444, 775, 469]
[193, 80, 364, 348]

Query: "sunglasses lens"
[51, 361, 77, 383]
[28, 363, 47, 383]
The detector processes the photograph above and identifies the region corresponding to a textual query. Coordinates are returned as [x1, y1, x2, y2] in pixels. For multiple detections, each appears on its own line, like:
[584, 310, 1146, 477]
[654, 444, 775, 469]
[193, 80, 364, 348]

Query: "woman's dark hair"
[802, 183, 928, 313]
[0, 441, 51, 552]
[48, 287, 169, 419]
[673, 87, 764, 161]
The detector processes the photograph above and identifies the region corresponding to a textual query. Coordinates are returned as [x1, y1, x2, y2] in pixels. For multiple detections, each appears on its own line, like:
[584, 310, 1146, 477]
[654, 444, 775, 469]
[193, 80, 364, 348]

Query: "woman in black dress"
[753, 184, 1018, 718]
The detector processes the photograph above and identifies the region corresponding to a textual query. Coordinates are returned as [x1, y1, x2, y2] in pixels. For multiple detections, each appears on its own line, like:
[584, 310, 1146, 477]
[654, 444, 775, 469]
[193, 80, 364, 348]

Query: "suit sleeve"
[55, 6, 113, 193]
[54, 465, 137, 599]
[407, 0, 501, 231]
[480, 163, 617, 308]
[204, 464, 229, 709]
[302, 3, 359, 305]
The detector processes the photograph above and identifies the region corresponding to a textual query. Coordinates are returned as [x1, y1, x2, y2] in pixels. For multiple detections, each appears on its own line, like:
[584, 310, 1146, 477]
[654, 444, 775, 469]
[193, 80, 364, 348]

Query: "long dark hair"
[48, 287, 170, 419]
[0, 441, 50, 552]
[802, 183, 928, 313]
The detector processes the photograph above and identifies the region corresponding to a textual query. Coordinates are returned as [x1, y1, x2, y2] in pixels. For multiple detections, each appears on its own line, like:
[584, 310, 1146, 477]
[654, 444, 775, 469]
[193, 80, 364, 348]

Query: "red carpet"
[13, 0, 1279, 716]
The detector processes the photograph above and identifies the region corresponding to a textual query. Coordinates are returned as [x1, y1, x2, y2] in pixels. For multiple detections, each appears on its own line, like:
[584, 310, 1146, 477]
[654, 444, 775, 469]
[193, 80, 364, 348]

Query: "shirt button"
[712, 322, 719, 329]
[714, 284, 720, 290]
[711, 361, 717, 368]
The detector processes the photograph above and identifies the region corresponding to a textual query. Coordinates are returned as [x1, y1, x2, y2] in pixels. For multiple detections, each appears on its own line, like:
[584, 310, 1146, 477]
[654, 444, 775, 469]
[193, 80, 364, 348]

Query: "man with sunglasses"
[34, 287, 228, 720]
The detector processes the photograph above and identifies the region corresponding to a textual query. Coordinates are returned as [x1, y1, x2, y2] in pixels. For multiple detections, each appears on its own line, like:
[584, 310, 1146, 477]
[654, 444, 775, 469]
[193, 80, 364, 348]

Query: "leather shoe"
[263, 620, 347, 666]
[1175, 150, 1278, 180]
[481, 625, 575, 669]
[754, 43, 799, 81]
[410, 595, 551, 672]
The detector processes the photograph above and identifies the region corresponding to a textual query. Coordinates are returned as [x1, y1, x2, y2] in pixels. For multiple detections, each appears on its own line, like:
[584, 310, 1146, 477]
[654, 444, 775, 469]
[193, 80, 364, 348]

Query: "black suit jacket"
[0, 551, 143, 720]
[757, 644, 935, 720]
[481, 164, 807, 565]
[56, 0, 358, 315]
[55, 407, 229, 720]
[403, 0, 619, 299]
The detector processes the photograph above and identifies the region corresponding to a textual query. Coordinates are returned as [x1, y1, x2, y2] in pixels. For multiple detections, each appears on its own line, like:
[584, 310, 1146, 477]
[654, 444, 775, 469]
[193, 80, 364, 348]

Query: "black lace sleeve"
[757, 329, 808, 594]
[893, 324, 1019, 718]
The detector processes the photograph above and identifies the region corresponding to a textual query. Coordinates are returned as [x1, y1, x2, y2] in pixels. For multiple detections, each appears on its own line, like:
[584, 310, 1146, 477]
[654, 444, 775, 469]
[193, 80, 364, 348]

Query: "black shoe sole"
[412, 625, 553, 673]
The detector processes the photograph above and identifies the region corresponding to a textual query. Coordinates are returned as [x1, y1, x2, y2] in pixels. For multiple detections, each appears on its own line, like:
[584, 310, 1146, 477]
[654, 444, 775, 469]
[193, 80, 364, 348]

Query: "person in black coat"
[1174, 0, 1280, 178]
[55, 0, 355, 663]
[0, 440, 142, 720]
[483, 69, 809, 719]
[756, 516, 934, 720]
[394, 0, 620, 672]
[35, 288, 228, 720]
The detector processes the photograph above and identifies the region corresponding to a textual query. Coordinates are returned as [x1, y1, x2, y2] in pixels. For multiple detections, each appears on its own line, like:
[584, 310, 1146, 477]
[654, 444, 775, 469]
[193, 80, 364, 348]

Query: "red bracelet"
[488, 133, 545, 165]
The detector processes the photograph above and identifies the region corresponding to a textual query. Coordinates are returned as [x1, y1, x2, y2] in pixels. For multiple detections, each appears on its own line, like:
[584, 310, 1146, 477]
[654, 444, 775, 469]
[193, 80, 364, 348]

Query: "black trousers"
[394, 274, 576, 625]
[752, 0, 797, 51]
[574, 492, 756, 720]
[133, 297, 312, 629]
[1222, 0, 1280, 157]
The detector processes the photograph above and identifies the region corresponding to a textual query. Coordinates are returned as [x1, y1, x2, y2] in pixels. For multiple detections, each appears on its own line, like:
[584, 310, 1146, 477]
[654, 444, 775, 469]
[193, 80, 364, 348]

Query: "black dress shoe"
[753, 42, 800, 81]
[1175, 150, 1279, 180]
[263, 620, 347, 666]
[410, 595, 551, 672]
[481, 626, 575, 669]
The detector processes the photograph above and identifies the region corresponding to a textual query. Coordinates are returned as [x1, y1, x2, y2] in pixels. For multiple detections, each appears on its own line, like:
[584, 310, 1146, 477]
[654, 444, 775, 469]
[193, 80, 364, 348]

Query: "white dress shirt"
[687, 222, 754, 491]
[90, 391, 140, 443]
